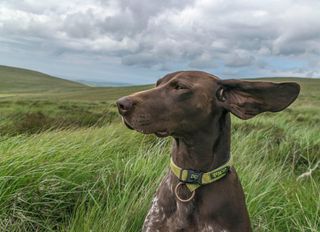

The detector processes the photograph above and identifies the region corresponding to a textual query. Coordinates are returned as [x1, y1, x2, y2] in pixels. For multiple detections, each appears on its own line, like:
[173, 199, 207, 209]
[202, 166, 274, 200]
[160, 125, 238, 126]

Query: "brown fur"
[117, 71, 300, 232]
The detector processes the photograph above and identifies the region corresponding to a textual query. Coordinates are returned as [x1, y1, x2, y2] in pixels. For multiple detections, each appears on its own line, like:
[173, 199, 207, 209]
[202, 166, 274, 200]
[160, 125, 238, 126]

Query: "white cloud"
[0, 0, 320, 81]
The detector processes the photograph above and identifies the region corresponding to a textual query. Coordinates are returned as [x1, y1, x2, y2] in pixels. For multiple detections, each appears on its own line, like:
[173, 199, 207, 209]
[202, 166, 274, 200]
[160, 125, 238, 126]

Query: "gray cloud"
[0, 0, 320, 80]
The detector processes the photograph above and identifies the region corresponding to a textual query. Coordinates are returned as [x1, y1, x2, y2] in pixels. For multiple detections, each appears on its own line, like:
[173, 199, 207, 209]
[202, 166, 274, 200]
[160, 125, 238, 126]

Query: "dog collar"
[170, 157, 231, 192]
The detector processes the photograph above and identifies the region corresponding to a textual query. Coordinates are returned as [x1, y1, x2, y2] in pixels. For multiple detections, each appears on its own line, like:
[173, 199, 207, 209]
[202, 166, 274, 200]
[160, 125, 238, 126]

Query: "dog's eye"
[174, 84, 188, 90]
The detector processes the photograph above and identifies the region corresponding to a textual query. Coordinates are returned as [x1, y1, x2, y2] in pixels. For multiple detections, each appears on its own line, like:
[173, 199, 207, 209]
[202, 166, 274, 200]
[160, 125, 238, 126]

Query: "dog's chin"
[121, 117, 170, 137]
[154, 131, 170, 138]
[122, 117, 134, 130]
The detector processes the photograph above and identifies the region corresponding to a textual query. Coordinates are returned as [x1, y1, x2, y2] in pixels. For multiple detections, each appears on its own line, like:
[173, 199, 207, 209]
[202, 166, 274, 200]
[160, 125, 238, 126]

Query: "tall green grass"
[0, 100, 119, 135]
[0, 112, 318, 231]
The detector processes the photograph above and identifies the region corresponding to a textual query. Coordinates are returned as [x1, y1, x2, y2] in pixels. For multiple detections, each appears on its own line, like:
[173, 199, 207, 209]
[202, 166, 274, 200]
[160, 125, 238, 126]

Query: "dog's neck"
[172, 112, 231, 172]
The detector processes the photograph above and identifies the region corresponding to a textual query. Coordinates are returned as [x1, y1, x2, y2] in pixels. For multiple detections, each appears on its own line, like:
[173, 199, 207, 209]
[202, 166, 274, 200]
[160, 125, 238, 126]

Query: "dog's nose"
[116, 97, 133, 115]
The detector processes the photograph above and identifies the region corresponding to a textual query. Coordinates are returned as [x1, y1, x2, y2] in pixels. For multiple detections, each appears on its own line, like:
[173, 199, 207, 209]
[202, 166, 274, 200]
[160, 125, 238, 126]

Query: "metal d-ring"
[174, 182, 195, 202]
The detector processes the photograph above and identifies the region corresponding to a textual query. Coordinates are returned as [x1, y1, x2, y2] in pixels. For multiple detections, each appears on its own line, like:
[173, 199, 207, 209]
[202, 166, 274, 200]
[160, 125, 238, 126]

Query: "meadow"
[0, 65, 319, 231]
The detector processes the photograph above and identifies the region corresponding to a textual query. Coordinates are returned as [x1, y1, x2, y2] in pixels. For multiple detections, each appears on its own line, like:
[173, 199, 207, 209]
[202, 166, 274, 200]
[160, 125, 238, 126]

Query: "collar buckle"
[184, 169, 203, 184]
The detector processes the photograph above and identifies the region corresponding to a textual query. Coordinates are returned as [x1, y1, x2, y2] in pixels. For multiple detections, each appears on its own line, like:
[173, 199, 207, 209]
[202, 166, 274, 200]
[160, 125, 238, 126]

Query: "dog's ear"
[216, 79, 300, 120]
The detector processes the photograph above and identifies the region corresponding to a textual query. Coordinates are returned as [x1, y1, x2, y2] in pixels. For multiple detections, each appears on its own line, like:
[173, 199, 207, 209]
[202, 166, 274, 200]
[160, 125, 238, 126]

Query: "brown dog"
[116, 71, 300, 232]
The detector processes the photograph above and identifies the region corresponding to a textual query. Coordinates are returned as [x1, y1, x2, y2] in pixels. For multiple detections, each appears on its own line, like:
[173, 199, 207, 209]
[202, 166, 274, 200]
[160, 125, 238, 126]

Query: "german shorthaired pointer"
[116, 71, 300, 232]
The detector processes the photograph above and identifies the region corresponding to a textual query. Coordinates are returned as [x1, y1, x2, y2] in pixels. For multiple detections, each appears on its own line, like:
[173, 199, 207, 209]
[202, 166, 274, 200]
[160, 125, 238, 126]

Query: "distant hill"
[77, 80, 134, 87]
[0, 65, 151, 101]
[0, 65, 85, 93]
[0, 65, 318, 102]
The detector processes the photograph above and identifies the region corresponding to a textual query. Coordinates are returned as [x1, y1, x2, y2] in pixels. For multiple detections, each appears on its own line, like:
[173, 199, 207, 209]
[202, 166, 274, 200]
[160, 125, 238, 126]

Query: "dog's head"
[116, 71, 300, 137]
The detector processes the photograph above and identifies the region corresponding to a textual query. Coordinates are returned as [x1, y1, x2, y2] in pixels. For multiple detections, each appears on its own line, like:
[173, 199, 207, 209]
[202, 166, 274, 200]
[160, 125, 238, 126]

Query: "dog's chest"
[143, 198, 229, 232]
[143, 173, 230, 232]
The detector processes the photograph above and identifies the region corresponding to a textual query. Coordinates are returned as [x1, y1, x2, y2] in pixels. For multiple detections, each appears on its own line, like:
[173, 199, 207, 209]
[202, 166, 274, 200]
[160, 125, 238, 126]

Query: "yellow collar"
[170, 156, 232, 192]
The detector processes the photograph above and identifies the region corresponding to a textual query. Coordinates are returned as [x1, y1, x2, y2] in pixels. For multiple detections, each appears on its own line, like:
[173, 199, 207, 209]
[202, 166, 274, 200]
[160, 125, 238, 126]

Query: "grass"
[0, 126, 170, 231]
[0, 115, 318, 231]
[0, 65, 319, 231]
[0, 100, 119, 135]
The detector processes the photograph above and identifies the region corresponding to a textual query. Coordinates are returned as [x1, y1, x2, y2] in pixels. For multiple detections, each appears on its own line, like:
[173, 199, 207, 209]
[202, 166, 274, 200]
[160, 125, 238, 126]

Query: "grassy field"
[0, 66, 319, 231]
[0, 65, 149, 136]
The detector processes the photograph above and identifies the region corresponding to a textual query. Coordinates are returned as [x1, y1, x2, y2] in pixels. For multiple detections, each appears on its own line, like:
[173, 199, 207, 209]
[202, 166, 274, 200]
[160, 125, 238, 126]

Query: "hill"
[0, 65, 85, 93]
[0, 65, 151, 101]
[1, 65, 319, 103]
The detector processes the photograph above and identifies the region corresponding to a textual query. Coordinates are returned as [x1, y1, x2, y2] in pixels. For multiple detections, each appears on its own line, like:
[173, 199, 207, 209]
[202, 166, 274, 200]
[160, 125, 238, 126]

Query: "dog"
[116, 71, 300, 232]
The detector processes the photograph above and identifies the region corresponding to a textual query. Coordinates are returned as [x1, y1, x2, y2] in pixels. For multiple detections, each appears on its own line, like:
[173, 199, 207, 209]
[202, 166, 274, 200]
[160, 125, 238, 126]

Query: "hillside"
[0, 65, 85, 93]
[1, 65, 320, 103]
[0, 65, 151, 101]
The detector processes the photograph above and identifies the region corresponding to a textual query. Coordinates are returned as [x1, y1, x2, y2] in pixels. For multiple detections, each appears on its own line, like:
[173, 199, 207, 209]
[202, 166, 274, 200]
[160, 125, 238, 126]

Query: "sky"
[0, 0, 320, 85]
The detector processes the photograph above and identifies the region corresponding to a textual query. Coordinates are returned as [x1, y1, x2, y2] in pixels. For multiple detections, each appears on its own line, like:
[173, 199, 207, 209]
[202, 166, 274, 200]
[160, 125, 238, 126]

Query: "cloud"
[0, 0, 320, 81]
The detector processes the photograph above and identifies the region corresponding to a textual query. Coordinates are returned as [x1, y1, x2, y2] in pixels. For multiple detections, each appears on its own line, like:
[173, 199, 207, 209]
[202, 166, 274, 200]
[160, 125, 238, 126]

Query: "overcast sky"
[0, 0, 319, 84]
